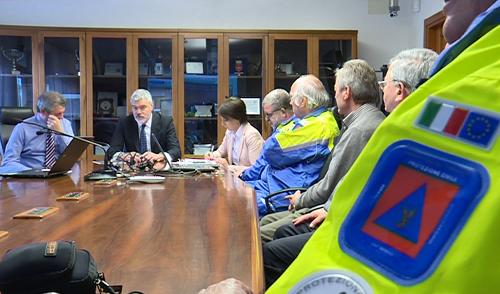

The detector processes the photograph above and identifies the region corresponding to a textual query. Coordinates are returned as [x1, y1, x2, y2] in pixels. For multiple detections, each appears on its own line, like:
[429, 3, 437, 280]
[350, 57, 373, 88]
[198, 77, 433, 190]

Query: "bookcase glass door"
[44, 37, 81, 135]
[183, 38, 218, 155]
[0, 35, 33, 108]
[319, 39, 352, 104]
[92, 37, 126, 154]
[138, 38, 173, 117]
[274, 39, 307, 92]
[228, 38, 263, 134]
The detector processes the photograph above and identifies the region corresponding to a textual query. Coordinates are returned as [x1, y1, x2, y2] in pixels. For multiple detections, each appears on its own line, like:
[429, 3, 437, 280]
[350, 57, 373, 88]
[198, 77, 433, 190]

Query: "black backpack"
[0, 240, 117, 294]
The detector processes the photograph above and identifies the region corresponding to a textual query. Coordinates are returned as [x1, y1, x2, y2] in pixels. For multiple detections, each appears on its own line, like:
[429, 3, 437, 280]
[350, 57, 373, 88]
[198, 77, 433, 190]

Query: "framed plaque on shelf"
[241, 98, 261, 115]
[186, 62, 204, 74]
[104, 63, 123, 76]
[97, 92, 117, 116]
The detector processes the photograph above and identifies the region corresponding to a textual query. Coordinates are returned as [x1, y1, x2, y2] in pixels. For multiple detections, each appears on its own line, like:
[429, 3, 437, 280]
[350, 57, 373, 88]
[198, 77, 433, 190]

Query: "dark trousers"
[263, 222, 315, 288]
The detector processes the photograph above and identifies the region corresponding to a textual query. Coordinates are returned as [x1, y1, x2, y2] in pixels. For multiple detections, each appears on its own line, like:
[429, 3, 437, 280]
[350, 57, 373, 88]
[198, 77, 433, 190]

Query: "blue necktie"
[44, 133, 56, 168]
[139, 124, 148, 153]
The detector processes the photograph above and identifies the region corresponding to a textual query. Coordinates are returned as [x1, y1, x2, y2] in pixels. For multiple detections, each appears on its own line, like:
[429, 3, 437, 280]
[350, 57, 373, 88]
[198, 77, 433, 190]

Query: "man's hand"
[46, 115, 63, 133]
[292, 208, 327, 229]
[141, 151, 164, 163]
[285, 190, 301, 211]
[120, 152, 141, 163]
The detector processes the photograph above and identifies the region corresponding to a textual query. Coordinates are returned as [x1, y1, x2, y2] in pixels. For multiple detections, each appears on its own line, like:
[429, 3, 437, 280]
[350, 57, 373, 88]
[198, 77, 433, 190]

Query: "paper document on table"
[182, 159, 217, 165]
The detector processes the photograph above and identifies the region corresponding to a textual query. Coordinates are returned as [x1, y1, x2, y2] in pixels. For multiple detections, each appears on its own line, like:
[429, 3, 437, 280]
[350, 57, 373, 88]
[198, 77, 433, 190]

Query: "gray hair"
[130, 89, 153, 105]
[36, 91, 66, 113]
[336, 59, 379, 105]
[389, 48, 438, 93]
[291, 74, 330, 110]
[262, 89, 292, 112]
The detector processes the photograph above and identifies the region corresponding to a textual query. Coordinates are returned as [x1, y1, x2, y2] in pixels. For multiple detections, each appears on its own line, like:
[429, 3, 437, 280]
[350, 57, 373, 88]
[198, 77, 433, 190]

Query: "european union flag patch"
[458, 112, 499, 147]
[416, 97, 500, 149]
[339, 140, 489, 285]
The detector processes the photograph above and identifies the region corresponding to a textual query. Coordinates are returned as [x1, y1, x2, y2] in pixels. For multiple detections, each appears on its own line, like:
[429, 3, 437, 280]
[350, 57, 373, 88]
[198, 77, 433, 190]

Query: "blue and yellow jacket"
[241, 107, 339, 216]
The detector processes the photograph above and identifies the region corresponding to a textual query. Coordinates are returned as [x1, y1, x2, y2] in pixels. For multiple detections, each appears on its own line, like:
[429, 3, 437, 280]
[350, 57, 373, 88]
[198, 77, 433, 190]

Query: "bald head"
[289, 75, 330, 118]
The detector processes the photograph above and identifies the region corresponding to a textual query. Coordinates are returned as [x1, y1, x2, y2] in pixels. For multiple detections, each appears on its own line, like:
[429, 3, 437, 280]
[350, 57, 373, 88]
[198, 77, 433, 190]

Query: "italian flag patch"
[416, 97, 499, 149]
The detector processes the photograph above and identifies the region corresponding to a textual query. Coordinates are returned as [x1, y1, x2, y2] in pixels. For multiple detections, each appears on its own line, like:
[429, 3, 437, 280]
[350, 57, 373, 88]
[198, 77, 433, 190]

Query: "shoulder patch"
[339, 140, 489, 285]
[290, 270, 372, 294]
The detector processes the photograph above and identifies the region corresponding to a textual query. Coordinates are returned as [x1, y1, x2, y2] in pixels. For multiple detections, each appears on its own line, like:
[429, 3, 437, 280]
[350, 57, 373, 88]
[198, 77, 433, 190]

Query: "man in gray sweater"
[260, 59, 386, 242]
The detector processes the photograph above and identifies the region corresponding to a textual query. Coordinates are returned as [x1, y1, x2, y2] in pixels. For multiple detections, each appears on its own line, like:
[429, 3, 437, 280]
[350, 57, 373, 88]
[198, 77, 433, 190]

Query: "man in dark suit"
[109, 89, 181, 169]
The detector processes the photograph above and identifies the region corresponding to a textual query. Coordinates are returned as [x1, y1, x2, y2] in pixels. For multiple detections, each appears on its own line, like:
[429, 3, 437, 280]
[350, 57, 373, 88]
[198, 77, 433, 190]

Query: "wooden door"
[424, 10, 446, 53]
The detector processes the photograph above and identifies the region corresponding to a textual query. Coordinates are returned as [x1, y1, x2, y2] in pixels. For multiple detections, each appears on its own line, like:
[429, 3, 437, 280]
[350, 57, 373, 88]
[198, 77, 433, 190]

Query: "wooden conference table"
[0, 160, 264, 294]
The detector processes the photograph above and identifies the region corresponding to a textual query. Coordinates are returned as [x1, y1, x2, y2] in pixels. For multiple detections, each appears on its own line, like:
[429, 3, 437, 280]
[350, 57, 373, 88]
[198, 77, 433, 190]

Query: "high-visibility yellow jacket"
[268, 12, 500, 294]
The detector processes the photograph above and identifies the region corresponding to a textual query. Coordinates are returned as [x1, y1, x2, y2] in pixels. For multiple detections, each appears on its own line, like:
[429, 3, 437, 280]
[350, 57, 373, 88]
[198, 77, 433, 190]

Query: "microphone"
[36, 130, 50, 136]
[19, 119, 116, 180]
[151, 132, 172, 171]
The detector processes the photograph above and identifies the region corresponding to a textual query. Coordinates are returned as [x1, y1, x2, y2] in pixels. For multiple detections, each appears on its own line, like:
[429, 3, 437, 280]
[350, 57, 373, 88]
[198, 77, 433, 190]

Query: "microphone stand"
[151, 133, 172, 171]
[21, 120, 116, 180]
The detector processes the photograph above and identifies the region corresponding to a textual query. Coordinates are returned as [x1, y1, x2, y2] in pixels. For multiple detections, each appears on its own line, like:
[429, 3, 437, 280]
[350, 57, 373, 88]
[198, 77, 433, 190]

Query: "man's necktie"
[139, 124, 148, 153]
[44, 132, 56, 168]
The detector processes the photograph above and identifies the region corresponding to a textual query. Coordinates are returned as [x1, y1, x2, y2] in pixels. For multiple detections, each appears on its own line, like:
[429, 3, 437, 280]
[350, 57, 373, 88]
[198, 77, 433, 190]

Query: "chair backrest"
[0, 107, 34, 149]
[318, 150, 334, 180]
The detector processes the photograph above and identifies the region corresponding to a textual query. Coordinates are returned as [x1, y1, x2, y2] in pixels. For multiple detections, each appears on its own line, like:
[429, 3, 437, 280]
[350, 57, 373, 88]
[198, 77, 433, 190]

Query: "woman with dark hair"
[206, 97, 264, 174]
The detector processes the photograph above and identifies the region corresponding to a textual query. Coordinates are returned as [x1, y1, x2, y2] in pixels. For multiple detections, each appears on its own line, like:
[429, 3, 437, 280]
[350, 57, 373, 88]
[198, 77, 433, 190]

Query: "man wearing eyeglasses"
[379, 48, 438, 113]
[262, 89, 294, 130]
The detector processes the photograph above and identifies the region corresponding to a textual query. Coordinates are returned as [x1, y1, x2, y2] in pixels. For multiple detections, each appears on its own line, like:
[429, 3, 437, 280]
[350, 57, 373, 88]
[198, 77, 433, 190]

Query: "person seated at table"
[259, 59, 387, 243]
[240, 75, 340, 217]
[205, 97, 264, 175]
[262, 89, 295, 131]
[210, 89, 294, 176]
[109, 89, 181, 170]
[225, 89, 294, 180]
[0, 91, 74, 173]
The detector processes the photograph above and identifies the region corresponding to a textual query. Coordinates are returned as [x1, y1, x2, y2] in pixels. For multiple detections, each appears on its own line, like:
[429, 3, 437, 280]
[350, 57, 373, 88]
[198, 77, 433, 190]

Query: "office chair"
[263, 150, 334, 213]
[0, 137, 3, 164]
[0, 107, 35, 150]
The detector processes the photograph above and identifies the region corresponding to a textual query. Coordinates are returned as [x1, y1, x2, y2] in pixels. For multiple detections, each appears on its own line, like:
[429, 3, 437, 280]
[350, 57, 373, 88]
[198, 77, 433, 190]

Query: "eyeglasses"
[378, 81, 388, 90]
[378, 80, 410, 91]
[265, 109, 282, 118]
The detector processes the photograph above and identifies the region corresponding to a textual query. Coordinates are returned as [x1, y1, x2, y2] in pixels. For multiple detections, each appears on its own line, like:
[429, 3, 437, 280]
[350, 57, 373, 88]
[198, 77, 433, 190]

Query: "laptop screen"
[49, 138, 89, 173]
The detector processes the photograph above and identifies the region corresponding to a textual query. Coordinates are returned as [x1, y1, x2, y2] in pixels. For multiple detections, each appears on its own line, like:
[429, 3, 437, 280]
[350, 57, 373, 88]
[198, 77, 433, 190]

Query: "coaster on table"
[13, 207, 59, 219]
[56, 192, 90, 201]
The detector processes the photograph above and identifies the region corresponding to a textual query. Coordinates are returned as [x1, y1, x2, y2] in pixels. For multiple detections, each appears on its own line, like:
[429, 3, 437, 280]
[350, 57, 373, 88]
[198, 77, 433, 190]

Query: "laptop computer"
[0, 139, 89, 178]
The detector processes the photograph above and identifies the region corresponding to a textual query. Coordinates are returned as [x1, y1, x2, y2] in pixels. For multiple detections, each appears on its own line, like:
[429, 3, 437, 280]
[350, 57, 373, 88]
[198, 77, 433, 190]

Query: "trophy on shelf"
[74, 49, 80, 75]
[1, 48, 25, 75]
[153, 45, 164, 75]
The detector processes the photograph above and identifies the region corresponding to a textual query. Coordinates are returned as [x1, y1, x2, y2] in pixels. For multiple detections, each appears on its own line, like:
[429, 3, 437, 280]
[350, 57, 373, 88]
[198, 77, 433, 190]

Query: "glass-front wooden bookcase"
[0, 27, 357, 158]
